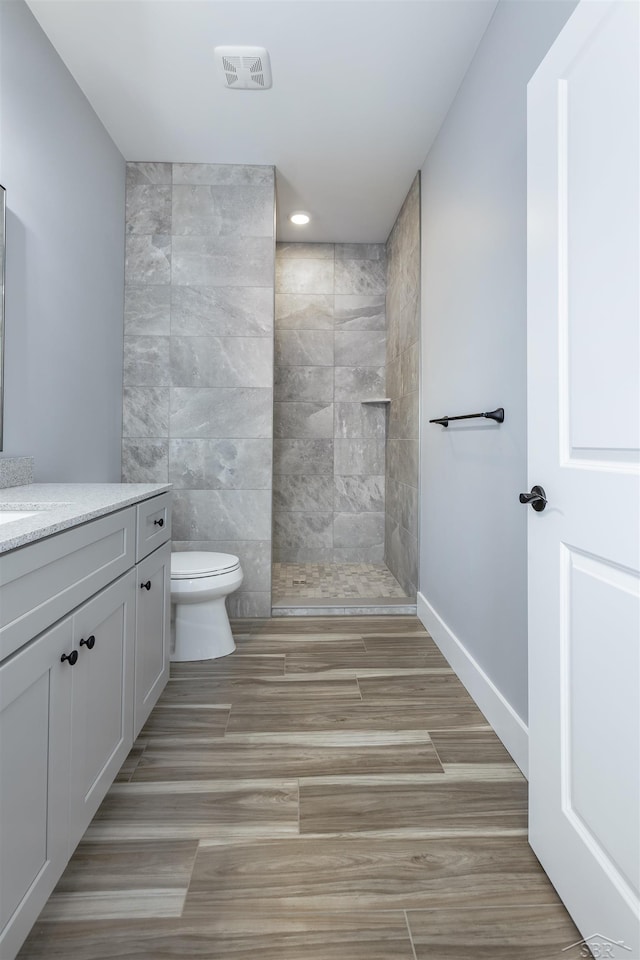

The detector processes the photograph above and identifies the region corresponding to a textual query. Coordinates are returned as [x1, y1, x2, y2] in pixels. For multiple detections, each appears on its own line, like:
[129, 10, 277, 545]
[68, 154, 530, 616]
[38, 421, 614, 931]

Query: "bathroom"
[1, 0, 638, 957]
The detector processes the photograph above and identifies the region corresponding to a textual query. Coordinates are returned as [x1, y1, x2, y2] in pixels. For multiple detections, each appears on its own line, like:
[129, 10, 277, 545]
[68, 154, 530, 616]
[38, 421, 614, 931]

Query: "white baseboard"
[417, 592, 529, 778]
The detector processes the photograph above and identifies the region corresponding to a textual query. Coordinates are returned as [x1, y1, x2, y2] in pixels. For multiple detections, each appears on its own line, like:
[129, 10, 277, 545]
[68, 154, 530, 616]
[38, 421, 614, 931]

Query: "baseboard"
[417, 592, 529, 778]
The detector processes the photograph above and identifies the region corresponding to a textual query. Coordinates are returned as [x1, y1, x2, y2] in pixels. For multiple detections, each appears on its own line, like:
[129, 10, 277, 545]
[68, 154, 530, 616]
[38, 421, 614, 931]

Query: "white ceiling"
[27, 0, 497, 242]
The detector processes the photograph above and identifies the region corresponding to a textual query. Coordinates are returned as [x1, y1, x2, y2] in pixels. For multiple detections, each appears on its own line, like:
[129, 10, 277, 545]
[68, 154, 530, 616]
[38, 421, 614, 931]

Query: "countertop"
[0, 483, 171, 554]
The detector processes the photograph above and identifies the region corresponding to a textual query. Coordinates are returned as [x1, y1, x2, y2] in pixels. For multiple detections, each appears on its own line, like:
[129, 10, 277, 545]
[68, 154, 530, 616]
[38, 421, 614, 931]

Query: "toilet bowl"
[170, 551, 243, 662]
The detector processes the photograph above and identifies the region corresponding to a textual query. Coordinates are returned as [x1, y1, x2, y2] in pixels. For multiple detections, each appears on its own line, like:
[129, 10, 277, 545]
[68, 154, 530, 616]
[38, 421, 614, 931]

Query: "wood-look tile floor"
[18, 616, 588, 959]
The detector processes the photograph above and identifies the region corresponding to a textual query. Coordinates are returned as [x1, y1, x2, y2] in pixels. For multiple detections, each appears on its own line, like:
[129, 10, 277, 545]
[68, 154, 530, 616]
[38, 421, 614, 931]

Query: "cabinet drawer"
[0, 508, 136, 664]
[136, 493, 171, 562]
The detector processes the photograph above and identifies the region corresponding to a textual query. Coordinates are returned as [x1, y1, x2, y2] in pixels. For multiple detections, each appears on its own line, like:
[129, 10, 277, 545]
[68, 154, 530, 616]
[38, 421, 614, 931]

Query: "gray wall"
[122, 162, 275, 618]
[419, 0, 577, 722]
[385, 175, 420, 597]
[273, 243, 387, 563]
[0, 0, 125, 480]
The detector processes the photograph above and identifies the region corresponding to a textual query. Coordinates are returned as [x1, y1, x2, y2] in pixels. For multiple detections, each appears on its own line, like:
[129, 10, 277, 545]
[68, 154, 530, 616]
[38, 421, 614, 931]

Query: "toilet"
[170, 551, 243, 662]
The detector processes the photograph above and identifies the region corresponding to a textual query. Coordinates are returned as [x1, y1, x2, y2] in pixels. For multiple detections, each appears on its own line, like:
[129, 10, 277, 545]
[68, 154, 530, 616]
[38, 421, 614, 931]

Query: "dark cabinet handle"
[80, 635, 96, 650]
[153, 518, 164, 527]
[61, 650, 78, 666]
[141, 580, 152, 591]
[519, 485, 548, 512]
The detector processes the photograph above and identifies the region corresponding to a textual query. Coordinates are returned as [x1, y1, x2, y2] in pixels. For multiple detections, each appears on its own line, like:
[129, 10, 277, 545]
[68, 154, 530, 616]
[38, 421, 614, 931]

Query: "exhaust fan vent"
[215, 46, 272, 90]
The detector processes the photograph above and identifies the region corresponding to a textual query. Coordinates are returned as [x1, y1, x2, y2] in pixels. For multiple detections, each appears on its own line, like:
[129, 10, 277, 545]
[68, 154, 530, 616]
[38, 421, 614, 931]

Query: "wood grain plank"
[429, 729, 515, 765]
[160, 676, 362, 705]
[140, 705, 230, 739]
[170, 655, 285, 678]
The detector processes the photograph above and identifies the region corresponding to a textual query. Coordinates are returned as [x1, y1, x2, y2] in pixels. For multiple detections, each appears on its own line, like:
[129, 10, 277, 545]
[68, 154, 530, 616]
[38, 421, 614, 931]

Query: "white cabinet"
[0, 619, 73, 960]
[69, 571, 136, 843]
[134, 540, 171, 738]
[0, 491, 171, 960]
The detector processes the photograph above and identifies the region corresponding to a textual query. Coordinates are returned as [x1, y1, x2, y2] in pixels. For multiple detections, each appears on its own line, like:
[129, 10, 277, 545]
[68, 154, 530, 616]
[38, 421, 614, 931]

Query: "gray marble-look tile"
[385, 517, 418, 597]
[334, 440, 385, 476]
[335, 331, 386, 368]
[274, 512, 333, 553]
[168, 439, 272, 489]
[388, 392, 418, 440]
[123, 337, 171, 386]
[335, 243, 386, 261]
[125, 235, 171, 284]
[274, 402, 334, 440]
[275, 259, 334, 295]
[334, 476, 385, 513]
[275, 330, 333, 367]
[274, 366, 334, 402]
[123, 386, 170, 438]
[273, 440, 334, 476]
[334, 259, 386, 295]
[275, 294, 333, 330]
[334, 295, 386, 331]
[334, 512, 385, 549]
[169, 388, 273, 439]
[127, 162, 172, 187]
[386, 439, 419, 487]
[334, 402, 386, 440]
[172, 237, 273, 287]
[385, 356, 402, 401]
[172, 185, 273, 238]
[172, 164, 273, 186]
[227, 592, 272, 618]
[171, 286, 273, 338]
[332, 545, 385, 564]
[403, 341, 420, 396]
[386, 477, 418, 534]
[121, 439, 168, 483]
[334, 367, 386, 402]
[273, 475, 334, 513]
[172, 489, 271, 540]
[125, 284, 171, 336]
[172, 540, 271, 592]
[276, 243, 334, 260]
[126, 185, 172, 235]
[169, 337, 273, 388]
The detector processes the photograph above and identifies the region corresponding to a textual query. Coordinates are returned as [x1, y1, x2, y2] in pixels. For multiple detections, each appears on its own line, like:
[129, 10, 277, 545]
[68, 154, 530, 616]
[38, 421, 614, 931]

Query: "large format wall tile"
[334, 403, 386, 440]
[275, 294, 334, 330]
[126, 185, 172, 235]
[172, 185, 274, 238]
[172, 163, 273, 186]
[335, 259, 386, 295]
[172, 489, 272, 541]
[334, 476, 385, 513]
[171, 286, 273, 338]
[273, 402, 334, 440]
[334, 295, 386, 331]
[125, 285, 171, 336]
[123, 336, 171, 386]
[276, 242, 334, 259]
[334, 440, 385, 476]
[275, 331, 334, 367]
[274, 366, 334, 402]
[122, 438, 168, 483]
[123, 386, 169, 438]
[273, 476, 334, 513]
[334, 367, 385, 401]
[169, 337, 273, 388]
[169, 388, 273, 438]
[335, 243, 386, 261]
[335, 331, 386, 368]
[273, 512, 333, 553]
[127, 161, 172, 186]
[172, 236, 273, 286]
[168, 439, 272, 490]
[273, 440, 334, 476]
[334, 512, 385, 549]
[125, 235, 171, 284]
[275, 259, 334, 295]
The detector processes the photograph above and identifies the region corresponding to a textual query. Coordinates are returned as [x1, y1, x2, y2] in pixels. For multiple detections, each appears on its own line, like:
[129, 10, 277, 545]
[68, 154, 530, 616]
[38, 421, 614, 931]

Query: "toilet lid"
[171, 551, 240, 579]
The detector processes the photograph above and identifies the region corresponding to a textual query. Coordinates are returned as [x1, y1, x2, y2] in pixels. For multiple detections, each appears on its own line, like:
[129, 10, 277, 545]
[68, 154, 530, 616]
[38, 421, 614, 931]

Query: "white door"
[527, 1, 640, 954]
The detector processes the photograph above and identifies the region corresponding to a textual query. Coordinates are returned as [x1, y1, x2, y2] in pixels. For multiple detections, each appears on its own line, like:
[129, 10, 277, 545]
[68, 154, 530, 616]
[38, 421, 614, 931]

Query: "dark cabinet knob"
[80, 635, 95, 650]
[61, 650, 78, 666]
[519, 485, 548, 512]
[141, 580, 152, 591]
[153, 518, 164, 527]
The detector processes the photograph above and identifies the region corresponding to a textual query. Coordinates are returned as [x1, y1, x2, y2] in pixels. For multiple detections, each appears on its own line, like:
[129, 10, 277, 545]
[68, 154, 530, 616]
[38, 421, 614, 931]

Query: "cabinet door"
[134, 541, 171, 738]
[69, 570, 135, 845]
[0, 619, 73, 959]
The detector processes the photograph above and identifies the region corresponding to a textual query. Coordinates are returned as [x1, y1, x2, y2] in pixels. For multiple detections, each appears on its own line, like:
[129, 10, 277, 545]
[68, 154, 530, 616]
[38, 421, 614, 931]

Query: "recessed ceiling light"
[290, 211, 310, 225]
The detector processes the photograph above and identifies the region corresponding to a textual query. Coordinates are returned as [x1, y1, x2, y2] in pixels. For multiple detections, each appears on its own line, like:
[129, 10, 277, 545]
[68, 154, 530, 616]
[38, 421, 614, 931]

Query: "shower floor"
[272, 562, 410, 605]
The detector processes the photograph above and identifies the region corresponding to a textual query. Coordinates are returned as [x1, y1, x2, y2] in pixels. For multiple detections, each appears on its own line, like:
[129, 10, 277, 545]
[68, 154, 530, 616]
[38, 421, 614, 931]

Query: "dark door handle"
[141, 580, 152, 591]
[61, 650, 78, 666]
[80, 635, 95, 650]
[519, 485, 548, 512]
[153, 518, 164, 527]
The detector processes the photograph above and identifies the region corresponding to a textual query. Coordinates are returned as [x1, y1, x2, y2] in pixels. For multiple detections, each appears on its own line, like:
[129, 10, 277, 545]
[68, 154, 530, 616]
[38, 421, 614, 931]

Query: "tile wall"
[122, 162, 275, 617]
[273, 243, 387, 563]
[385, 174, 420, 596]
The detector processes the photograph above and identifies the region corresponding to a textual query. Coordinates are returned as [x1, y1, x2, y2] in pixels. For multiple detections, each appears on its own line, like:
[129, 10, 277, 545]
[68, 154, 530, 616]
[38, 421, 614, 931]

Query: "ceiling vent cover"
[214, 46, 272, 90]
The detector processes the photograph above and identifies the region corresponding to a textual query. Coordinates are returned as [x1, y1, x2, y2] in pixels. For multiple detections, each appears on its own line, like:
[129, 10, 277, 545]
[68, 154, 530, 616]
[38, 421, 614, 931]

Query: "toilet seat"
[171, 551, 240, 579]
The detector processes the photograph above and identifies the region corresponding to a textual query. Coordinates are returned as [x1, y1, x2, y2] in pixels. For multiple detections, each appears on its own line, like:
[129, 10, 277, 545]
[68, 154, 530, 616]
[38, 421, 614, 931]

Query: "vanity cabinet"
[0, 491, 171, 960]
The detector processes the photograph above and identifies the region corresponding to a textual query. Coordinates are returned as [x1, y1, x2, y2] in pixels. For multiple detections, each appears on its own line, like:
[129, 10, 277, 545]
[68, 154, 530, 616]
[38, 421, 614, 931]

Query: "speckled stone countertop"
[0, 483, 171, 554]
